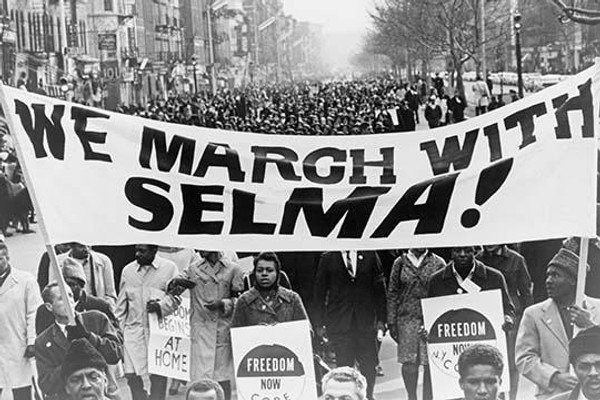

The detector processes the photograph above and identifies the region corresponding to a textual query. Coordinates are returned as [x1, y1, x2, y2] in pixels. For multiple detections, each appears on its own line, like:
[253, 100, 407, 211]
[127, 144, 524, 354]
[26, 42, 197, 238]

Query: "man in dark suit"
[314, 251, 387, 400]
[36, 258, 120, 334]
[35, 283, 123, 400]
[427, 246, 516, 328]
[276, 251, 322, 321]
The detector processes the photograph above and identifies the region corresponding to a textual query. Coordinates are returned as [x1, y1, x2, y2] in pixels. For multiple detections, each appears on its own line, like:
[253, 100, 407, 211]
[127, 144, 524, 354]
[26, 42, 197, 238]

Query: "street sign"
[98, 33, 117, 51]
[101, 60, 121, 81]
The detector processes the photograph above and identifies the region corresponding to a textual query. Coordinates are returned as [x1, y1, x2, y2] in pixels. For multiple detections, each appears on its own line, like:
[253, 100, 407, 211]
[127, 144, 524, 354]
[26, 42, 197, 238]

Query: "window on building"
[104, 0, 113, 12]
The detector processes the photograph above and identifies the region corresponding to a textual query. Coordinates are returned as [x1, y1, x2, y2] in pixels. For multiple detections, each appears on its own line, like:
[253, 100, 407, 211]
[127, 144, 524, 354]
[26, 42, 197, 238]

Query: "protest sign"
[148, 298, 191, 380]
[0, 64, 599, 250]
[231, 320, 317, 400]
[422, 290, 509, 399]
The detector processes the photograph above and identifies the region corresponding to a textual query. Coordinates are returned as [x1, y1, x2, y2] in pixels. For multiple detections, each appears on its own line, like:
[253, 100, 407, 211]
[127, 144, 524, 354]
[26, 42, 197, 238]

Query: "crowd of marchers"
[113, 75, 516, 135]
[1, 237, 600, 400]
[113, 73, 525, 135]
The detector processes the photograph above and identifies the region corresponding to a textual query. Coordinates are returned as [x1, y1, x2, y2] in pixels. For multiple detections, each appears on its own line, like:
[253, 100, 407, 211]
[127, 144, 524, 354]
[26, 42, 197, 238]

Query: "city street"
[0, 0, 596, 399]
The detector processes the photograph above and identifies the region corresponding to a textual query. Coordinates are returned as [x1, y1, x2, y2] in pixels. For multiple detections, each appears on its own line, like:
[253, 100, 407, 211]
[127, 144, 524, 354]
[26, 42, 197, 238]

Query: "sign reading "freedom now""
[422, 290, 509, 399]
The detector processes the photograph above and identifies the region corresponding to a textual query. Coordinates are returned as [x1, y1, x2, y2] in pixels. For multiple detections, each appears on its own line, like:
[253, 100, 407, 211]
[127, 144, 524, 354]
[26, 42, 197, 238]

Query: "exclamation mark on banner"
[461, 158, 514, 228]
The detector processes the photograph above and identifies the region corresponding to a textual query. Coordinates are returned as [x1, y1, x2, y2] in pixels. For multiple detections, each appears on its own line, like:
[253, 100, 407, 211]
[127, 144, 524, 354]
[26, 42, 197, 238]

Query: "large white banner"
[231, 320, 318, 400]
[148, 298, 191, 380]
[0, 65, 598, 250]
[422, 290, 509, 400]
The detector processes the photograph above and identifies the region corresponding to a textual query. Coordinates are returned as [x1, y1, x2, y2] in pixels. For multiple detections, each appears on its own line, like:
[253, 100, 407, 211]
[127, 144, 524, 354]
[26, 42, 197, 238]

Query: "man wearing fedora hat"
[516, 248, 600, 400]
[549, 326, 600, 400]
[62, 338, 119, 400]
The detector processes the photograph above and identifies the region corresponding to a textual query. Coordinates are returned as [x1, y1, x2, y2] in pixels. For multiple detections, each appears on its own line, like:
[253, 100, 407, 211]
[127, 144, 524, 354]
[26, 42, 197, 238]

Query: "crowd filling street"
[0, 74, 599, 400]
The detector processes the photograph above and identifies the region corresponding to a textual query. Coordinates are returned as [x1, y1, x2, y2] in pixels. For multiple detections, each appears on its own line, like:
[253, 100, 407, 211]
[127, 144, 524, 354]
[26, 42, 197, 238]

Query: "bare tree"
[368, 0, 510, 97]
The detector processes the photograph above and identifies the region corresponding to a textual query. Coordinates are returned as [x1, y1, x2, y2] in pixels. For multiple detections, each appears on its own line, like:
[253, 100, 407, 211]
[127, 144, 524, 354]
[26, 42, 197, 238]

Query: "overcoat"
[516, 297, 600, 400]
[115, 256, 180, 375]
[0, 268, 41, 388]
[53, 250, 117, 308]
[177, 256, 244, 382]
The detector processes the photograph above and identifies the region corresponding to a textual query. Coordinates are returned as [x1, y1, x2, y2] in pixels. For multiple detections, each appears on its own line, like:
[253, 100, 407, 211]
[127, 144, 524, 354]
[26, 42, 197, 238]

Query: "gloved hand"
[204, 299, 225, 312]
[146, 300, 162, 318]
[171, 278, 196, 290]
[389, 325, 398, 343]
[502, 315, 515, 332]
[418, 325, 428, 342]
[316, 326, 327, 340]
[167, 278, 196, 296]
[66, 315, 90, 341]
[24, 345, 36, 358]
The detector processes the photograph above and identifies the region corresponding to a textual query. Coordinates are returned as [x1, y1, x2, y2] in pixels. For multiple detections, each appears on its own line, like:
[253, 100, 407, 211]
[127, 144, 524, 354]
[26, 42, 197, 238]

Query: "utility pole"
[254, 0, 259, 65]
[514, 10, 524, 98]
[481, 0, 487, 78]
[206, 1, 216, 96]
[58, 0, 69, 76]
[275, 15, 280, 83]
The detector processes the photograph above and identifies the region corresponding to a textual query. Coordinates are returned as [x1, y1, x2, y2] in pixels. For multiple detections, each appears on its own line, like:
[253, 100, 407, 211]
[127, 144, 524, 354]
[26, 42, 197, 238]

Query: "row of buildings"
[0, 0, 324, 108]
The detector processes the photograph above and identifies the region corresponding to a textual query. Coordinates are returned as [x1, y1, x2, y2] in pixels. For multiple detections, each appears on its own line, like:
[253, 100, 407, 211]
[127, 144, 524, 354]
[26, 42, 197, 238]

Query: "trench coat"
[177, 256, 244, 382]
[115, 256, 180, 376]
[0, 268, 42, 388]
[54, 250, 117, 308]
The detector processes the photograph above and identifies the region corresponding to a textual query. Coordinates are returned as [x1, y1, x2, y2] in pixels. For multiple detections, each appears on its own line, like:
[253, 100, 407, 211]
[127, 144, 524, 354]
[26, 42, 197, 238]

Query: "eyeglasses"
[576, 361, 600, 374]
[67, 371, 104, 386]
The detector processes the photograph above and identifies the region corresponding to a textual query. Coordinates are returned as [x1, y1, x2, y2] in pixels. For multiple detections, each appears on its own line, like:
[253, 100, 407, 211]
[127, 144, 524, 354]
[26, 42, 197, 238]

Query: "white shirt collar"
[407, 250, 428, 268]
[56, 321, 67, 336]
[343, 251, 358, 276]
[452, 263, 476, 286]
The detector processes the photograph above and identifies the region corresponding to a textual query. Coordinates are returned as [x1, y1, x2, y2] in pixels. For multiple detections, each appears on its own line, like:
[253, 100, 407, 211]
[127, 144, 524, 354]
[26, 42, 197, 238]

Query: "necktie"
[345, 251, 354, 277]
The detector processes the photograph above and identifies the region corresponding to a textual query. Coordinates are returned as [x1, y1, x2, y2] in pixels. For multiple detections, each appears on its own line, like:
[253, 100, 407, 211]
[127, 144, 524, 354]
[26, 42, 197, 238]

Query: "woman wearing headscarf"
[231, 252, 308, 327]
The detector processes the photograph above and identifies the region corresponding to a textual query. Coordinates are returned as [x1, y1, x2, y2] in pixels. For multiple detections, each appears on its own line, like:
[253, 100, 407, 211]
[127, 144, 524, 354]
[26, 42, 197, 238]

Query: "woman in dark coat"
[424, 96, 443, 129]
[231, 252, 308, 327]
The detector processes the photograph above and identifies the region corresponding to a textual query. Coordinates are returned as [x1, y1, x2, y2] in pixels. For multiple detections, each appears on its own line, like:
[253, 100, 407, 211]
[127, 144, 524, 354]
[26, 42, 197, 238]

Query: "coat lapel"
[0, 273, 17, 296]
[337, 252, 352, 279]
[52, 324, 70, 352]
[541, 300, 569, 351]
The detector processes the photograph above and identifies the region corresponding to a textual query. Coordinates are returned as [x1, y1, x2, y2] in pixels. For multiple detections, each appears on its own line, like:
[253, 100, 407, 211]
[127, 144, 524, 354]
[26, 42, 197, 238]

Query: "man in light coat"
[0, 241, 41, 400]
[53, 243, 117, 308]
[516, 248, 600, 400]
[472, 75, 491, 115]
[115, 244, 180, 400]
[168, 251, 244, 400]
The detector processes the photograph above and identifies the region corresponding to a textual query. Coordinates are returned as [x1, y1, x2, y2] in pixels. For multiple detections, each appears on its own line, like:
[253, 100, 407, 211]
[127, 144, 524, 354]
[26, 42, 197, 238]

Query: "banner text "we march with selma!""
[0, 65, 598, 250]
